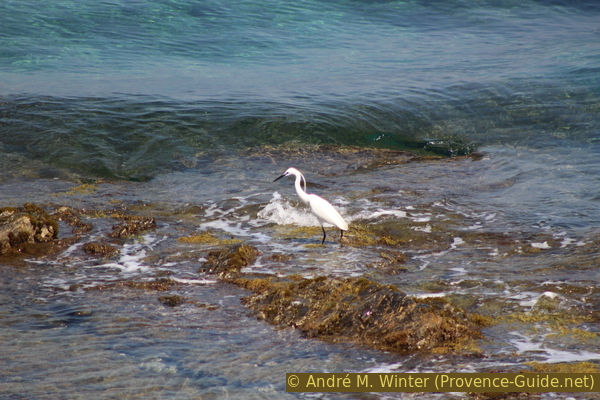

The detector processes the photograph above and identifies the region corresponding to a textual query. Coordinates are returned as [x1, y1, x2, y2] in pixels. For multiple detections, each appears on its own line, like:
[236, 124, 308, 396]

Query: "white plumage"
[274, 167, 348, 244]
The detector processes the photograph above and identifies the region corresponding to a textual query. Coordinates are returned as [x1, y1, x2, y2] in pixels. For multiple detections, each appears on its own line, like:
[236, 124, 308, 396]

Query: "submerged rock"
[159, 295, 184, 307]
[199, 244, 260, 279]
[195, 243, 486, 353]
[235, 275, 485, 353]
[0, 204, 59, 255]
[109, 214, 156, 238]
[87, 278, 179, 292]
[83, 242, 119, 257]
[53, 206, 93, 235]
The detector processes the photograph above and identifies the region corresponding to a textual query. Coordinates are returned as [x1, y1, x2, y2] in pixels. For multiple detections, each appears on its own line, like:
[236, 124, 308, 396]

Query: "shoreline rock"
[235, 275, 485, 353]
[0, 204, 59, 255]
[109, 214, 156, 238]
[197, 243, 487, 354]
[199, 244, 260, 279]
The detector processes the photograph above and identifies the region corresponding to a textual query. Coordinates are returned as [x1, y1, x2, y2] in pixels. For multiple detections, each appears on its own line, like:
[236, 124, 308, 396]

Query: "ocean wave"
[0, 81, 597, 180]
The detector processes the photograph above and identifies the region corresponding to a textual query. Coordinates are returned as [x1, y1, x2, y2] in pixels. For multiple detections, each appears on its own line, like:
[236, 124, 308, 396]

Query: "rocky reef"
[2, 196, 596, 370]
[1, 203, 159, 258]
[199, 244, 261, 279]
[109, 214, 156, 238]
[194, 243, 486, 353]
[0, 203, 59, 255]
[236, 275, 485, 353]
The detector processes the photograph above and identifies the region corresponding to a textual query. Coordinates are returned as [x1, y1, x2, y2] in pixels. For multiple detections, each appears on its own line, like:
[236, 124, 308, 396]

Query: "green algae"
[178, 232, 241, 246]
[503, 311, 594, 327]
[57, 183, 98, 196]
[524, 361, 599, 374]
[342, 223, 403, 247]
[546, 327, 599, 341]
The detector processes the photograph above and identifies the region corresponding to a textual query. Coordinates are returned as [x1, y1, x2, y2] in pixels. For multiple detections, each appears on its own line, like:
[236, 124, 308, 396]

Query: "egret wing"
[308, 194, 348, 231]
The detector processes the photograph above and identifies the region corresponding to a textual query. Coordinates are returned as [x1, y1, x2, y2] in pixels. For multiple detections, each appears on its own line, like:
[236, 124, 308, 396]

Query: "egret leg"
[321, 226, 327, 245]
[340, 230, 344, 240]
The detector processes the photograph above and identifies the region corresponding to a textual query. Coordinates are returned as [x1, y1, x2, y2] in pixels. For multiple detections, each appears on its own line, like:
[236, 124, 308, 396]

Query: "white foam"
[451, 237, 465, 248]
[511, 291, 561, 309]
[198, 218, 272, 241]
[258, 191, 335, 227]
[531, 241, 551, 249]
[43, 277, 72, 291]
[171, 278, 217, 285]
[412, 224, 431, 232]
[466, 222, 484, 230]
[539, 291, 558, 299]
[509, 332, 600, 363]
[361, 362, 405, 373]
[258, 201, 320, 227]
[560, 237, 575, 247]
[61, 242, 85, 258]
[90, 236, 158, 275]
[412, 293, 446, 299]
[374, 209, 408, 219]
[410, 214, 431, 223]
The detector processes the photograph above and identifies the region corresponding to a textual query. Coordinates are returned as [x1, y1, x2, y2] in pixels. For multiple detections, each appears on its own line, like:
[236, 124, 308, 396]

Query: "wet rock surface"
[1, 166, 597, 377]
[0, 204, 59, 255]
[159, 294, 185, 307]
[199, 244, 261, 279]
[109, 214, 156, 238]
[0, 199, 493, 356]
[192, 242, 485, 354]
[83, 241, 119, 257]
[53, 206, 93, 235]
[234, 275, 486, 353]
[242, 144, 481, 177]
[175, 239, 481, 353]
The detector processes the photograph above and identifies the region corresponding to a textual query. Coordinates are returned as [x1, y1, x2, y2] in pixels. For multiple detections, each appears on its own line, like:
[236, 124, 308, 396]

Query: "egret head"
[273, 167, 301, 182]
[273, 167, 306, 192]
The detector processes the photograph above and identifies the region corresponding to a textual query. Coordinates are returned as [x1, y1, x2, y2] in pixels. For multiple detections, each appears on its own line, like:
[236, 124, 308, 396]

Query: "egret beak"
[273, 174, 287, 182]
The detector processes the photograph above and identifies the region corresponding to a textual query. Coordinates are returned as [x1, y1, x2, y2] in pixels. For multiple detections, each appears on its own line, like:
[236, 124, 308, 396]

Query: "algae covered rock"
[199, 244, 260, 279]
[54, 206, 93, 235]
[109, 214, 156, 238]
[159, 295, 184, 307]
[236, 275, 484, 353]
[0, 204, 59, 255]
[83, 241, 119, 257]
[197, 242, 485, 354]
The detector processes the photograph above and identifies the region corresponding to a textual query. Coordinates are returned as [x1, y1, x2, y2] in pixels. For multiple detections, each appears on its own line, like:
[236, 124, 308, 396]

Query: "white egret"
[274, 167, 348, 244]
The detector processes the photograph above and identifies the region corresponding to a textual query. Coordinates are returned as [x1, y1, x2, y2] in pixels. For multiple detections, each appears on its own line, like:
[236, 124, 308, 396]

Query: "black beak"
[273, 174, 287, 182]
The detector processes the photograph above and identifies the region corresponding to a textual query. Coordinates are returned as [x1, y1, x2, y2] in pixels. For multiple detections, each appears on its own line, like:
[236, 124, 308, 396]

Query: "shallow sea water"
[2, 145, 600, 399]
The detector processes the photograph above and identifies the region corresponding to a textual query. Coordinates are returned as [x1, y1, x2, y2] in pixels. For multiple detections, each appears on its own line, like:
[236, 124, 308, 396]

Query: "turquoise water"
[1, 0, 600, 399]
[2, 0, 599, 179]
